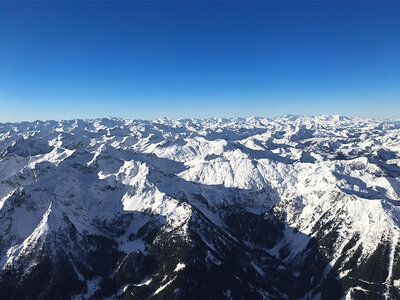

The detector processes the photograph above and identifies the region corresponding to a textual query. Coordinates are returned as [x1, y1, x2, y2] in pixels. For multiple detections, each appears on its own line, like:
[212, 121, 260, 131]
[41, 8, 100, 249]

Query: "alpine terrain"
[0, 115, 399, 300]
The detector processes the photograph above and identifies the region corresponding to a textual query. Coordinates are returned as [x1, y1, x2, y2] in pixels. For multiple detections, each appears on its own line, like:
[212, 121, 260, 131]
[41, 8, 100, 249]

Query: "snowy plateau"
[0, 115, 399, 300]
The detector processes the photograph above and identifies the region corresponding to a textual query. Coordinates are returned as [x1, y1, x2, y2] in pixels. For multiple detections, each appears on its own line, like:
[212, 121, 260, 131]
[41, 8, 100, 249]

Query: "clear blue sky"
[0, 1, 399, 121]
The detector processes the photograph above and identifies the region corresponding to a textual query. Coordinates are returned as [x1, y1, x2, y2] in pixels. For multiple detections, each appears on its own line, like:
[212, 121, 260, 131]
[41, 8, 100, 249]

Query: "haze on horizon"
[0, 1, 399, 122]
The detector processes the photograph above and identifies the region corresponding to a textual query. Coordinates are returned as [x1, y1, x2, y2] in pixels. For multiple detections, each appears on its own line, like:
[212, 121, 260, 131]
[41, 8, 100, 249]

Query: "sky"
[0, 1, 399, 122]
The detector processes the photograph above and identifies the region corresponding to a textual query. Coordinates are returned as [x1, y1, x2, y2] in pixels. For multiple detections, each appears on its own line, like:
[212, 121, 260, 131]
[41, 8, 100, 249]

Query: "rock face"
[0, 115, 399, 299]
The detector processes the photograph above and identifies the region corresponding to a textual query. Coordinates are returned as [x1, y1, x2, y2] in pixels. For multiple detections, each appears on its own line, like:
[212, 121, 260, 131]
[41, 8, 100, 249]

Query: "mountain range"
[0, 115, 399, 299]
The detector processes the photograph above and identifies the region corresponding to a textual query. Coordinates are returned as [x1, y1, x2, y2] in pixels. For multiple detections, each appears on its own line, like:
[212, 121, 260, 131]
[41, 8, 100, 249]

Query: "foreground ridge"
[0, 115, 399, 299]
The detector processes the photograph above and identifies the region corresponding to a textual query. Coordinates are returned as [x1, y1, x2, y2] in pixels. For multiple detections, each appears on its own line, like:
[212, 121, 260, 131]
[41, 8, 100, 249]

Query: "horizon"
[0, 114, 399, 125]
[1, 1, 399, 121]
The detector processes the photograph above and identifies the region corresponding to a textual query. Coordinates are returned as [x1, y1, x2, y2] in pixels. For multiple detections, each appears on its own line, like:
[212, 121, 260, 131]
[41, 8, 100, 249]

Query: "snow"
[133, 278, 152, 287]
[393, 279, 400, 288]
[251, 262, 265, 276]
[118, 277, 152, 294]
[71, 277, 102, 300]
[153, 276, 177, 295]
[174, 262, 186, 272]
[0, 115, 399, 297]
[384, 230, 399, 298]
[223, 288, 232, 299]
[118, 238, 146, 254]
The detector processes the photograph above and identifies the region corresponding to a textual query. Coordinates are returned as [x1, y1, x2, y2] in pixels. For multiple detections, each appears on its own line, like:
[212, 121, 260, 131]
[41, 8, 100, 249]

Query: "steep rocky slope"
[0, 115, 399, 299]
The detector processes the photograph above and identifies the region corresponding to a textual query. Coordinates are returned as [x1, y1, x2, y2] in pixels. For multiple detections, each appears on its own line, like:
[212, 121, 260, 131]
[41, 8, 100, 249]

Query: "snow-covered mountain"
[0, 115, 399, 299]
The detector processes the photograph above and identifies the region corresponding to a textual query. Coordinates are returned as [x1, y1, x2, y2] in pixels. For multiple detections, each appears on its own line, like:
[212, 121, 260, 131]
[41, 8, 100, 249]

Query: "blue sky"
[0, 1, 399, 121]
